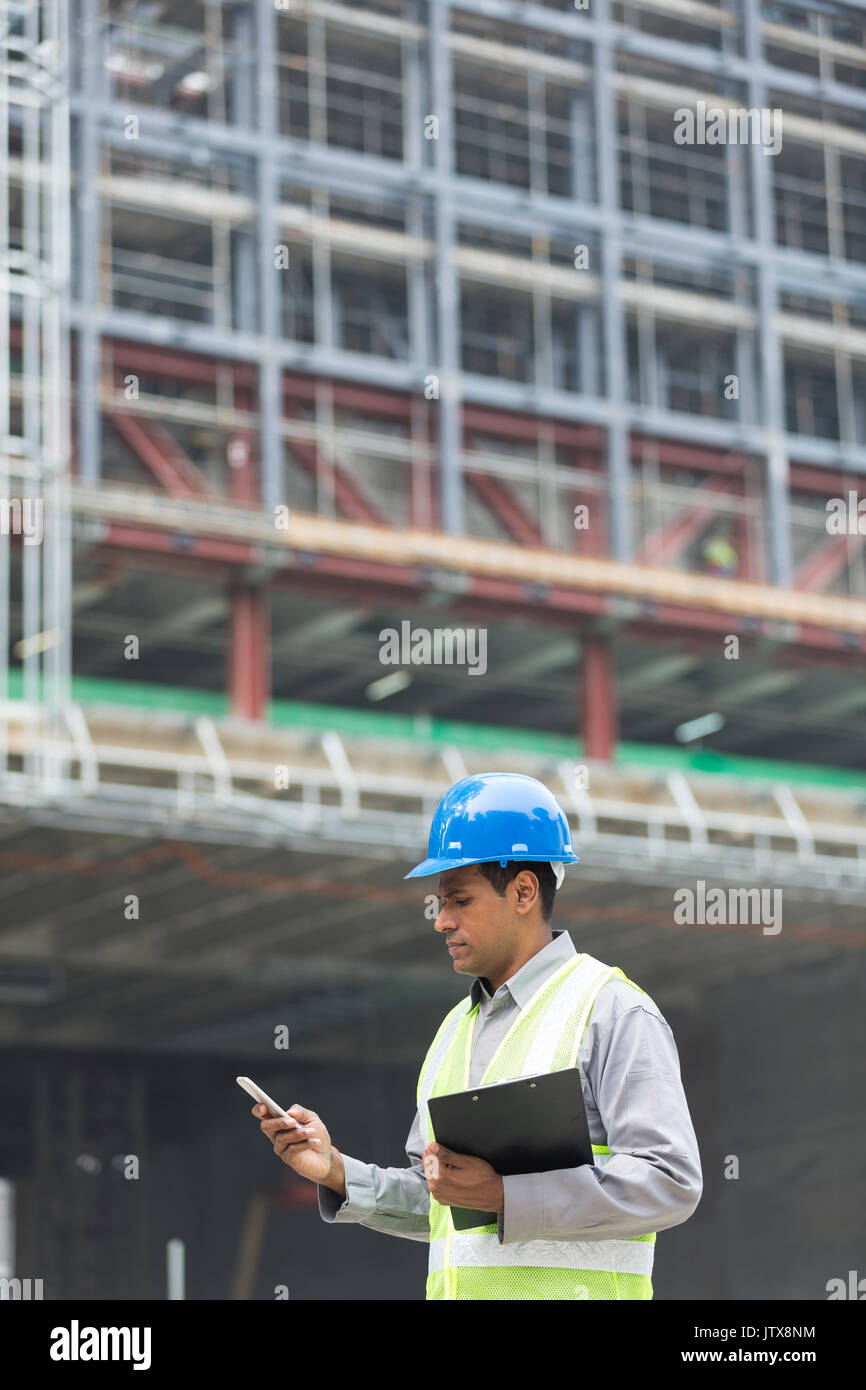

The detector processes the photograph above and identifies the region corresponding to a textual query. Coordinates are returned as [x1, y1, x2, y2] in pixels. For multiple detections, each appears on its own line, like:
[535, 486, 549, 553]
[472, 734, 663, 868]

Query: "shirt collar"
[470, 929, 576, 1010]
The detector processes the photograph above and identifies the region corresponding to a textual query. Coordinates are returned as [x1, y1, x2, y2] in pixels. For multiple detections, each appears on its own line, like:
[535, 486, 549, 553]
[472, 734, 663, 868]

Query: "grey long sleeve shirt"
[318, 929, 702, 1246]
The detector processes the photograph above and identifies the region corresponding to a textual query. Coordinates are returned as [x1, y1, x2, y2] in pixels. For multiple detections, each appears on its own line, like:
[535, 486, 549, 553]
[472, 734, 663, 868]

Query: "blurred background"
[0, 0, 864, 1299]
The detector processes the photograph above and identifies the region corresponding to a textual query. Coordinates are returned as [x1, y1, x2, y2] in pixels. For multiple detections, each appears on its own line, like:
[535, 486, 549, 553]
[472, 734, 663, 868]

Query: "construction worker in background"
[702, 528, 739, 579]
[253, 772, 702, 1300]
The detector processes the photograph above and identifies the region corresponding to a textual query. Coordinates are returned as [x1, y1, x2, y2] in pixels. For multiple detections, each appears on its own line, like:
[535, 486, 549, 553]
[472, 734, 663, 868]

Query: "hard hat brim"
[404, 852, 579, 880]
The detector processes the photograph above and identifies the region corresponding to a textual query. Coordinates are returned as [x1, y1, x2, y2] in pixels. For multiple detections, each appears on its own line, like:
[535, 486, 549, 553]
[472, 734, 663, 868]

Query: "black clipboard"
[426, 1067, 593, 1231]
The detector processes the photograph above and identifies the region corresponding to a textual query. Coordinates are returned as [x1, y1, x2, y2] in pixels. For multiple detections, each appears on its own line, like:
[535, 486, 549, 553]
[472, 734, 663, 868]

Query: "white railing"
[1, 699, 865, 897]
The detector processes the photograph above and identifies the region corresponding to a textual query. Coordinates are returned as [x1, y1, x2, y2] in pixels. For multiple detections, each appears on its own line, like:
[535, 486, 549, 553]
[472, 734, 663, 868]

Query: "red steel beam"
[88, 524, 866, 658]
[465, 469, 544, 545]
[462, 405, 599, 451]
[632, 438, 745, 477]
[108, 412, 213, 497]
[733, 508, 753, 583]
[82, 342, 866, 636]
[794, 533, 863, 593]
[229, 586, 270, 721]
[284, 373, 414, 422]
[571, 451, 606, 558]
[22, 331, 866, 493]
[790, 464, 858, 496]
[284, 421, 385, 525]
[102, 524, 258, 567]
[638, 478, 739, 567]
[228, 371, 260, 504]
[109, 340, 256, 390]
[580, 634, 617, 761]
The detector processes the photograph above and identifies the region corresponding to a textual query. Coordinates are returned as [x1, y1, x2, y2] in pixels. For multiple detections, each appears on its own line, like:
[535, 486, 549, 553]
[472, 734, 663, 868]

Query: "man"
[702, 528, 739, 579]
[254, 772, 702, 1299]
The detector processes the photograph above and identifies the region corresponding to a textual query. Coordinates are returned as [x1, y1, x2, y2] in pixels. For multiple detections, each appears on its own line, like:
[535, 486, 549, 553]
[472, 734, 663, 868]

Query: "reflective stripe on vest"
[415, 952, 657, 1300]
[429, 1234, 654, 1276]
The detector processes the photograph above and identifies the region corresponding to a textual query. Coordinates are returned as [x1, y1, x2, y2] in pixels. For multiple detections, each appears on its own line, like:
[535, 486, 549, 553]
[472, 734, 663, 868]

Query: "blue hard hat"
[405, 772, 579, 879]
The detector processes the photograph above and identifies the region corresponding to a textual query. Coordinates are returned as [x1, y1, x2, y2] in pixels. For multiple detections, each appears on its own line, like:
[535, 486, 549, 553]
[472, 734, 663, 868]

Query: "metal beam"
[638, 479, 739, 568]
[106, 413, 213, 497]
[255, 0, 282, 513]
[229, 585, 270, 721]
[464, 469, 544, 546]
[593, 0, 630, 562]
[71, 480, 866, 638]
[430, 0, 464, 535]
[282, 407, 386, 525]
[580, 634, 617, 762]
[794, 533, 864, 594]
[745, 0, 792, 589]
[67, 306, 866, 476]
[75, 0, 101, 482]
[77, 95, 866, 294]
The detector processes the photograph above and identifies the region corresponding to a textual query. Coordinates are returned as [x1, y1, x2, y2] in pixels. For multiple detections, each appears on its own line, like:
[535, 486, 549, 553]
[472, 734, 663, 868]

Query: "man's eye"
[456, 898, 470, 907]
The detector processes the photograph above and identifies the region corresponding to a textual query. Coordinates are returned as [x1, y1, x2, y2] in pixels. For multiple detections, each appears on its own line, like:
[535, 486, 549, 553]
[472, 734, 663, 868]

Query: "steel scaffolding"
[3, 0, 866, 841]
[55, 0, 866, 590]
[0, 0, 71, 792]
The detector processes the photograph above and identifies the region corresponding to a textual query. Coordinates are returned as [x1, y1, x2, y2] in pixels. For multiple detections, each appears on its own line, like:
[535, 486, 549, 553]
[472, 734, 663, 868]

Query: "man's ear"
[512, 870, 539, 914]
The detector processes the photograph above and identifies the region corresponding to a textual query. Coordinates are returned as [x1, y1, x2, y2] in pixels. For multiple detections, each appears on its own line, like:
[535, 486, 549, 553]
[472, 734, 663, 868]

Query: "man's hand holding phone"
[237, 1076, 346, 1196]
[252, 1102, 334, 1182]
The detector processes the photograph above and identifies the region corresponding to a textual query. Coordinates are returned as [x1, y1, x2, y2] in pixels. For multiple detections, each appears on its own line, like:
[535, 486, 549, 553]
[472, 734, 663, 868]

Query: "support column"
[744, 2, 792, 588]
[430, 0, 463, 535]
[229, 586, 270, 721]
[76, 0, 102, 481]
[404, 1, 429, 384]
[580, 634, 617, 763]
[571, 88, 598, 400]
[230, 3, 257, 337]
[592, 0, 631, 563]
[255, 0, 282, 512]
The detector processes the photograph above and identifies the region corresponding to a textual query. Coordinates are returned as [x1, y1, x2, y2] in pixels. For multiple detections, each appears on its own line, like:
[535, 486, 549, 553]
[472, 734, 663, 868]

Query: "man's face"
[432, 864, 518, 981]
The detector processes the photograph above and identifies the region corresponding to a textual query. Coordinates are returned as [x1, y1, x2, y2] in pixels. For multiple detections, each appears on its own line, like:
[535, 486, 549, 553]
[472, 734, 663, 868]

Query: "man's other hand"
[422, 1141, 505, 1212]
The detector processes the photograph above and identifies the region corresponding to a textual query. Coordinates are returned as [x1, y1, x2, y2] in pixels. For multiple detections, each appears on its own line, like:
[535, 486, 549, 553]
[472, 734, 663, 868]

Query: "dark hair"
[476, 860, 556, 923]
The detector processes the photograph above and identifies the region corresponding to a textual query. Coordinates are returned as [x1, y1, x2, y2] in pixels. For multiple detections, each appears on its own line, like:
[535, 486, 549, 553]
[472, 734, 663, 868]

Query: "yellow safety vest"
[417, 953, 657, 1300]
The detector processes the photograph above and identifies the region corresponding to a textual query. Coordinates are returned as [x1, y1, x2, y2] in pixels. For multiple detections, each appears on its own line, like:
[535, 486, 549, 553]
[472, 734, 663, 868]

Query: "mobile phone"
[236, 1075, 298, 1126]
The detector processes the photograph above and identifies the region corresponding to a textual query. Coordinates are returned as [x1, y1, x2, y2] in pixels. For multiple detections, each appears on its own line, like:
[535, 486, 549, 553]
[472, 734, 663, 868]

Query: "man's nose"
[434, 906, 455, 932]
